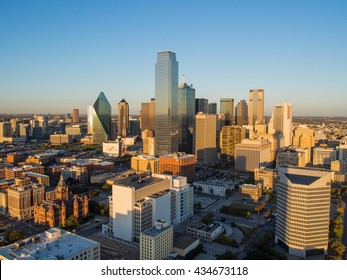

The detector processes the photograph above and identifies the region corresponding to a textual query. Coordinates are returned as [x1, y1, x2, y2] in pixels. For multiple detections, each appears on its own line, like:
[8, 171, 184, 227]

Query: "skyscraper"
[141, 98, 155, 131]
[235, 99, 248, 126]
[220, 125, 246, 161]
[208, 103, 217, 114]
[72, 108, 79, 123]
[194, 113, 217, 163]
[275, 166, 331, 258]
[220, 98, 234, 125]
[248, 89, 264, 128]
[178, 80, 195, 154]
[268, 102, 293, 148]
[118, 99, 129, 137]
[87, 92, 111, 145]
[155, 51, 178, 155]
[195, 98, 208, 114]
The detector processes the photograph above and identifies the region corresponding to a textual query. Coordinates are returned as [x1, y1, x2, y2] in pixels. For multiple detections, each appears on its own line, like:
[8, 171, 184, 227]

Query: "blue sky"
[0, 0, 346, 116]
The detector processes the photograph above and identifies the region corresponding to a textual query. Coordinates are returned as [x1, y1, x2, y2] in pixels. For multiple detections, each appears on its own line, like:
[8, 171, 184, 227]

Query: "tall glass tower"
[155, 51, 178, 155]
[178, 78, 195, 154]
[220, 98, 234, 125]
[87, 92, 111, 145]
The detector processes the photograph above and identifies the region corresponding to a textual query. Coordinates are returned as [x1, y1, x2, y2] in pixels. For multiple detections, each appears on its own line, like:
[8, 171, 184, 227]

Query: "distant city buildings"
[248, 89, 264, 128]
[141, 98, 155, 131]
[220, 98, 234, 125]
[195, 98, 208, 114]
[235, 99, 248, 126]
[194, 113, 217, 163]
[72, 108, 79, 123]
[118, 99, 129, 137]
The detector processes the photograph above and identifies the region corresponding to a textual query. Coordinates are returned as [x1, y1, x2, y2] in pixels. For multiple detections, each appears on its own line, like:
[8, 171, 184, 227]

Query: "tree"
[5, 230, 26, 243]
[201, 213, 214, 224]
[66, 215, 79, 228]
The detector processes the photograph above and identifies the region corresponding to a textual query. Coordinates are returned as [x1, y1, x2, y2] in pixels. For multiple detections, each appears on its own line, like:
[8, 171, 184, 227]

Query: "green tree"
[66, 215, 79, 228]
[5, 230, 26, 243]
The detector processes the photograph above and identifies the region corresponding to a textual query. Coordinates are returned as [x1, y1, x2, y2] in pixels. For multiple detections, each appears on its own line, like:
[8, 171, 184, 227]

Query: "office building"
[220, 98, 234, 125]
[140, 220, 173, 260]
[141, 98, 155, 131]
[23, 172, 50, 186]
[110, 173, 193, 241]
[118, 99, 129, 137]
[194, 113, 217, 163]
[248, 89, 264, 128]
[129, 118, 141, 136]
[292, 126, 315, 148]
[72, 108, 79, 123]
[313, 147, 337, 166]
[87, 92, 111, 145]
[7, 183, 45, 220]
[276, 147, 310, 168]
[275, 167, 331, 258]
[143, 135, 156, 157]
[187, 223, 224, 241]
[103, 140, 122, 156]
[159, 153, 195, 183]
[178, 80, 195, 154]
[131, 155, 160, 174]
[7, 153, 25, 166]
[235, 139, 271, 172]
[220, 125, 246, 161]
[331, 160, 347, 173]
[337, 144, 347, 160]
[240, 183, 262, 201]
[0, 122, 12, 143]
[268, 103, 293, 148]
[154, 51, 179, 155]
[254, 167, 277, 192]
[50, 134, 73, 145]
[208, 103, 217, 114]
[0, 228, 100, 260]
[195, 98, 208, 114]
[5, 165, 44, 180]
[235, 99, 248, 126]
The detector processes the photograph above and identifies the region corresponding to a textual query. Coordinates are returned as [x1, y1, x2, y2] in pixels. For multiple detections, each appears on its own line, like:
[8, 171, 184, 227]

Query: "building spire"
[58, 174, 66, 187]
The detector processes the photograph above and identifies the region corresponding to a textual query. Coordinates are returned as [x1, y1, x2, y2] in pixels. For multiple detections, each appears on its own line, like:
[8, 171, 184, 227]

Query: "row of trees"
[328, 205, 345, 260]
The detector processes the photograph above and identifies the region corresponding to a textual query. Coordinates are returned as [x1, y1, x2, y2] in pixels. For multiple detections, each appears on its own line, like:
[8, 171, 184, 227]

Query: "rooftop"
[284, 173, 321, 185]
[115, 174, 166, 190]
[173, 233, 199, 250]
[142, 222, 171, 237]
[0, 228, 99, 260]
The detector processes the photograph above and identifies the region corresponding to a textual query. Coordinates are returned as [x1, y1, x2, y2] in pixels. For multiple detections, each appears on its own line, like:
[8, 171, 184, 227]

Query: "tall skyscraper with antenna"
[154, 51, 179, 155]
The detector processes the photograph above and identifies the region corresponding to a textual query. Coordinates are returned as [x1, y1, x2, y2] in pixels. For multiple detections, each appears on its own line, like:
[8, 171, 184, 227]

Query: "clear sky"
[1, 0, 346, 116]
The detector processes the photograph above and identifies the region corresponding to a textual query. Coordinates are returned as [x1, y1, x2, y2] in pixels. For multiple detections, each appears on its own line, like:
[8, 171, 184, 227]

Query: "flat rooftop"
[0, 228, 99, 260]
[173, 233, 199, 250]
[115, 175, 166, 190]
[142, 223, 171, 237]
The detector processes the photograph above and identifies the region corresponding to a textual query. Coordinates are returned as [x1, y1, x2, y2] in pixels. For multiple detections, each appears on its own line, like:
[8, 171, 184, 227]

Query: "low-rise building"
[172, 233, 200, 257]
[240, 183, 262, 202]
[0, 228, 100, 260]
[187, 223, 224, 241]
[193, 181, 234, 196]
[254, 167, 277, 192]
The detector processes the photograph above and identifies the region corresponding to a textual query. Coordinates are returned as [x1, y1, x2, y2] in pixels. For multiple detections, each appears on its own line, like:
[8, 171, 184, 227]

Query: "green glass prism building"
[155, 51, 179, 155]
[87, 92, 111, 145]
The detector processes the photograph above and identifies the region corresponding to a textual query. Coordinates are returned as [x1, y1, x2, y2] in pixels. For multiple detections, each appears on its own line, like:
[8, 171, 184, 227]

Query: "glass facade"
[88, 92, 111, 144]
[155, 51, 178, 155]
[220, 98, 234, 125]
[178, 83, 195, 154]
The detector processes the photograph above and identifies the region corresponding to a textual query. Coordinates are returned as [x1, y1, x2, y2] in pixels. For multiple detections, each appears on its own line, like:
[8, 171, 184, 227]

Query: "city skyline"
[1, 1, 346, 116]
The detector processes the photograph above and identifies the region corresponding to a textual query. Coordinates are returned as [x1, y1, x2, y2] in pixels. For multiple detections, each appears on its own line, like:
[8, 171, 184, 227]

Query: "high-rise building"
[118, 99, 129, 137]
[220, 98, 234, 125]
[235, 139, 271, 172]
[275, 166, 331, 258]
[109, 173, 193, 241]
[208, 103, 217, 114]
[276, 147, 310, 168]
[141, 98, 155, 131]
[131, 155, 160, 174]
[220, 125, 246, 161]
[155, 51, 178, 155]
[268, 103, 293, 148]
[313, 147, 337, 166]
[178, 80, 195, 154]
[248, 89, 264, 128]
[87, 92, 111, 145]
[0, 122, 12, 143]
[194, 113, 217, 163]
[129, 118, 141, 136]
[195, 98, 208, 114]
[140, 220, 173, 260]
[292, 126, 315, 148]
[72, 108, 79, 123]
[235, 99, 248, 126]
[159, 153, 195, 183]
